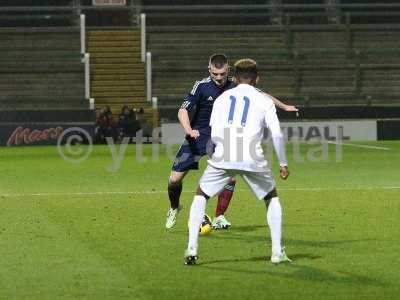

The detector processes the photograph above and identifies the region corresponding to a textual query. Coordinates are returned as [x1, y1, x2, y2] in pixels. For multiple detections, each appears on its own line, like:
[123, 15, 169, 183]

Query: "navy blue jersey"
[180, 77, 235, 136]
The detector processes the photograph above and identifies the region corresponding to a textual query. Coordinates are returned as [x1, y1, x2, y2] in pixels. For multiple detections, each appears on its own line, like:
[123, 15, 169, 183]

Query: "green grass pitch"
[0, 141, 399, 299]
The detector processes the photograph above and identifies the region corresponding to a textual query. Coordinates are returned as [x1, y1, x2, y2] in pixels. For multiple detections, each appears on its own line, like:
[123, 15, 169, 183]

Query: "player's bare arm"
[178, 108, 200, 139]
[263, 92, 298, 112]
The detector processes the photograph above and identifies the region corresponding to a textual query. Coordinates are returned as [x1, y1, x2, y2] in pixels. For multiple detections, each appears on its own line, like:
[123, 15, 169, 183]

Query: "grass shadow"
[205, 230, 376, 249]
[286, 238, 376, 248]
[197, 259, 386, 287]
[228, 225, 266, 232]
[198, 253, 322, 266]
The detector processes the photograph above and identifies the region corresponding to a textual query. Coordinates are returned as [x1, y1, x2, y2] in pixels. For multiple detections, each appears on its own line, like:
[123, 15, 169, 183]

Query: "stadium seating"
[149, 26, 291, 106]
[147, 21, 400, 119]
[88, 29, 145, 105]
[1, 1, 399, 123]
[141, 0, 400, 26]
[0, 1, 75, 27]
[0, 27, 87, 111]
[87, 28, 158, 127]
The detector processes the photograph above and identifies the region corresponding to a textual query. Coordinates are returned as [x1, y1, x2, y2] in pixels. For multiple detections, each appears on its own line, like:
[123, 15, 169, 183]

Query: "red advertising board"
[0, 124, 94, 146]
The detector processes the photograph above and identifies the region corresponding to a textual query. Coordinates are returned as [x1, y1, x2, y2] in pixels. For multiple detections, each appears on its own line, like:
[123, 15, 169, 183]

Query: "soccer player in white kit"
[185, 58, 291, 265]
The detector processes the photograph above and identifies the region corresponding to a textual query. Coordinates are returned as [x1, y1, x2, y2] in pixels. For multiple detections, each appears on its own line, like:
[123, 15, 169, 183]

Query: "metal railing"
[79, 14, 91, 102]
[80, 14, 86, 54]
[140, 13, 152, 103]
[140, 13, 146, 62]
[83, 53, 90, 100]
[146, 52, 152, 103]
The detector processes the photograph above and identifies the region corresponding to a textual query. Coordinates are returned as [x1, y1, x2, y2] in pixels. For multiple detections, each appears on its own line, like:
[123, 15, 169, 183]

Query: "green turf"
[0, 141, 399, 299]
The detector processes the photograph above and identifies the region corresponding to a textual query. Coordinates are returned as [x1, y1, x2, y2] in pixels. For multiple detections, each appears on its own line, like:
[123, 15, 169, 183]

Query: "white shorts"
[199, 165, 276, 200]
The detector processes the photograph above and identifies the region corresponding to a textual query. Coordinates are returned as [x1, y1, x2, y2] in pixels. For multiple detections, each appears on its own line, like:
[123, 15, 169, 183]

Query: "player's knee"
[223, 179, 236, 191]
[196, 186, 210, 200]
[169, 177, 181, 186]
[169, 172, 185, 185]
[264, 188, 278, 201]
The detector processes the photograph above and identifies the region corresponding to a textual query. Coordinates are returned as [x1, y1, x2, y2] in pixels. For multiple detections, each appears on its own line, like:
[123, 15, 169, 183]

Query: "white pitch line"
[326, 141, 391, 151]
[275, 186, 400, 191]
[0, 190, 160, 198]
[1, 186, 400, 198]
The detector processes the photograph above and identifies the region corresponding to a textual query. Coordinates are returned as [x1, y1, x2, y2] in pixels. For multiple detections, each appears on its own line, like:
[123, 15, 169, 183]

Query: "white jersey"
[208, 83, 287, 172]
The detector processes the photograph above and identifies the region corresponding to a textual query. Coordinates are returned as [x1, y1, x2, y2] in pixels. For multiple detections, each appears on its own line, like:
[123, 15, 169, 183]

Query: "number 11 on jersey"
[228, 95, 250, 126]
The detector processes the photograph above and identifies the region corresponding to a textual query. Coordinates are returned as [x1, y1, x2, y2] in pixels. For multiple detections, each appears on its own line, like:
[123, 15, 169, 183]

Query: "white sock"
[187, 195, 207, 252]
[267, 197, 282, 254]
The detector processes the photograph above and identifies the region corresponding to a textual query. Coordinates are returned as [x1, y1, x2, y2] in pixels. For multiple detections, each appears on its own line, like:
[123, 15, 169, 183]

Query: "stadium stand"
[0, 2, 93, 146]
[0, 26, 86, 111]
[149, 26, 291, 99]
[87, 28, 155, 123]
[0, 0, 76, 27]
[143, 1, 400, 120]
[0, 1, 160, 138]
[1, 1, 399, 127]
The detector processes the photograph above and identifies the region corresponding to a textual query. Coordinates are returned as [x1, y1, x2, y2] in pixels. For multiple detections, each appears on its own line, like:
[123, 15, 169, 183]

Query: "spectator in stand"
[118, 105, 140, 138]
[94, 106, 118, 143]
[94, 108, 107, 143]
[135, 108, 152, 139]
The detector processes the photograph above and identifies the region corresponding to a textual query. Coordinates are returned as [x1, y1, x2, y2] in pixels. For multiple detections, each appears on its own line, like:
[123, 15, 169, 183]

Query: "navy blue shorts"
[172, 135, 214, 172]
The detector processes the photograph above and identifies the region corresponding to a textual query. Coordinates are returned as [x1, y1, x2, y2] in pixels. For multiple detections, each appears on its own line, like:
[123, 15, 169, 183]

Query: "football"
[199, 214, 212, 235]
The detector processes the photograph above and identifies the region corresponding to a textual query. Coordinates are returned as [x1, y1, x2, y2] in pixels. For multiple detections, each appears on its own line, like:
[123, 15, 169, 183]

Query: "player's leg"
[168, 170, 188, 209]
[241, 171, 291, 264]
[185, 186, 209, 265]
[185, 165, 231, 265]
[166, 170, 188, 229]
[166, 141, 199, 229]
[264, 189, 290, 263]
[213, 177, 236, 229]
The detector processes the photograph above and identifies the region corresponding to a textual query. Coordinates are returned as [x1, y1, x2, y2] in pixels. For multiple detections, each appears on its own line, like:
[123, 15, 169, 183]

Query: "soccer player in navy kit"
[166, 54, 297, 229]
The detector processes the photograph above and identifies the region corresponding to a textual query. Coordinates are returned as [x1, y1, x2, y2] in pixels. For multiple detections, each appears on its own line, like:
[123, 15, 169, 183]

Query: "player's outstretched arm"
[178, 108, 200, 139]
[263, 92, 298, 112]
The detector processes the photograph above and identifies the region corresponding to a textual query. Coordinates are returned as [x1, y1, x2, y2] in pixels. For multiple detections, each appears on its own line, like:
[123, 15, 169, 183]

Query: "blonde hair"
[234, 58, 258, 82]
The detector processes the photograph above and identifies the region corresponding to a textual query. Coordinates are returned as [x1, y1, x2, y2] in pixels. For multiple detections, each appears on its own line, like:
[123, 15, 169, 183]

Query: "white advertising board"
[161, 120, 377, 144]
[281, 120, 377, 141]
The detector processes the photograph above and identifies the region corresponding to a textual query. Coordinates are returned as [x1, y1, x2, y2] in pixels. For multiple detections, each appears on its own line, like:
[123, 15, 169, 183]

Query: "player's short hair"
[234, 59, 258, 82]
[209, 53, 228, 69]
